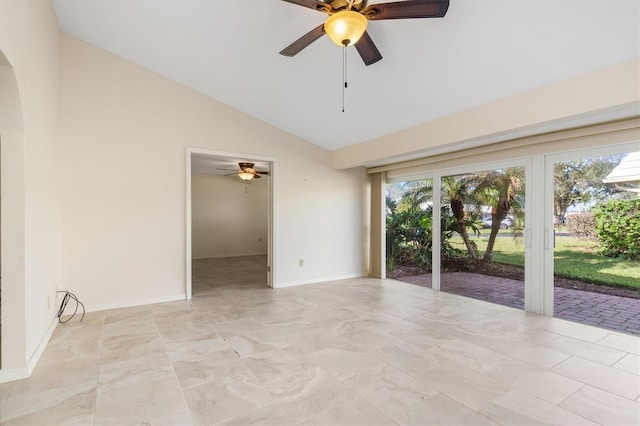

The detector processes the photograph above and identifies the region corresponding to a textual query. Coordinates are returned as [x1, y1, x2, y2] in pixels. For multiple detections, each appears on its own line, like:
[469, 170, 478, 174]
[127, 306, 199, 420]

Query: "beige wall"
[58, 34, 368, 309]
[0, 0, 61, 372]
[191, 174, 268, 259]
[5, 0, 633, 378]
[332, 59, 640, 169]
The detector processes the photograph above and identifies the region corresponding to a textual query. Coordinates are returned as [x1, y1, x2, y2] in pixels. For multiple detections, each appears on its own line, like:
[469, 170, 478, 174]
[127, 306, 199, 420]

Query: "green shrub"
[593, 199, 640, 260]
[566, 213, 598, 241]
[386, 205, 464, 272]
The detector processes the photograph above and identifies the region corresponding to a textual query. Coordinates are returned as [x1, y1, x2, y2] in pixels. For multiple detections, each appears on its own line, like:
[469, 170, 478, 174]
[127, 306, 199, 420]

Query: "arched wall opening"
[0, 49, 27, 377]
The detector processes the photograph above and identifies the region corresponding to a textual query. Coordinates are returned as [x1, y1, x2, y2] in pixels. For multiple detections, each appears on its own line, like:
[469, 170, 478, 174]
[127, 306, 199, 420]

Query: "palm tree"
[474, 168, 524, 262]
[398, 179, 433, 213]
[441, 176, 479, 260]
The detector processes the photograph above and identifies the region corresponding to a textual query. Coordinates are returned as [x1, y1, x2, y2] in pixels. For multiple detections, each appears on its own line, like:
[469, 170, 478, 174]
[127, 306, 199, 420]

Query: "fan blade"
[355, 31, 382, 65]
[256, 171, 270, 175]
[280, 24, 326, 57]
[364, 0, 449, 20]
[254, 174, 262, 179]
[280, 0, 332, 13]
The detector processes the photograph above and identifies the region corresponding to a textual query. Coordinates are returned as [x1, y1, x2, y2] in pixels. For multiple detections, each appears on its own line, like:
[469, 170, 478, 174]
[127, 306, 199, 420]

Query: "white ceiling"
[52, 0, 640, 151]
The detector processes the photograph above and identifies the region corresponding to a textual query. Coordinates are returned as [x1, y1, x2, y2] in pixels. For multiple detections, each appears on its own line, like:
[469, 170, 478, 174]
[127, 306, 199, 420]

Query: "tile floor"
[0, 256, 639, 425]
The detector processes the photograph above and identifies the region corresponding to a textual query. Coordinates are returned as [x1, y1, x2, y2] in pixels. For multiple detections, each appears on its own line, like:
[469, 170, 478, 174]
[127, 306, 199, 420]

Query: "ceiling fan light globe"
[238, 171, 254, 181]
[325, 11, 368, 47]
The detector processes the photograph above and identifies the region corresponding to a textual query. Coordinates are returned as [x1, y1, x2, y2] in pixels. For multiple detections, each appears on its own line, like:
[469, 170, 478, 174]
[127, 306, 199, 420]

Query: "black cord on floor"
[56, 290, 85, 323]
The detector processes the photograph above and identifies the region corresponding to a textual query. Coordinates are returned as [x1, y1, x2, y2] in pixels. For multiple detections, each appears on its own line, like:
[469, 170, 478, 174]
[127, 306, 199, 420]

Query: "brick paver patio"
[399, 272, 640, 336]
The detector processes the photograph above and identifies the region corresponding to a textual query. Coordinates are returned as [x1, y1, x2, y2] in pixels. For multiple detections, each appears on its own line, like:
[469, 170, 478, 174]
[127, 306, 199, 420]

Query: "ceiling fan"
[219, 162, 270, 181]
[280, 0, 450, 65]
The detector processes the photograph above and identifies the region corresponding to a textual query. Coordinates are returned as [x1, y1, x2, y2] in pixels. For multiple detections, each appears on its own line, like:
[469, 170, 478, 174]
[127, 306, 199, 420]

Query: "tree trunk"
[555, 205, 568, 224]
[451, 198, 479, 260]
[483, 205, 509, 262]
[483, 215, 502, 262]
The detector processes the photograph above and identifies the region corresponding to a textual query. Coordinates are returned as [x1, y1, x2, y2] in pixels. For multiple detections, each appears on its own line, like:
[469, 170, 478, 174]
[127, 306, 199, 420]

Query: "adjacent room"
[189, 153, 272, 296]
[0, 0, 638, 425]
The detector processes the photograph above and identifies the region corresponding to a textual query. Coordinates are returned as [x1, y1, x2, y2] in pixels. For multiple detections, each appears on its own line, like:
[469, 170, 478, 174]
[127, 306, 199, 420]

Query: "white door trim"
[185, 148, 277, 299]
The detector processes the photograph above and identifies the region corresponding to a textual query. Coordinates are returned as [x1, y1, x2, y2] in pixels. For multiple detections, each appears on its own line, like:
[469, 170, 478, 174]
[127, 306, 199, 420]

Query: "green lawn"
[449, 232, 640, 289]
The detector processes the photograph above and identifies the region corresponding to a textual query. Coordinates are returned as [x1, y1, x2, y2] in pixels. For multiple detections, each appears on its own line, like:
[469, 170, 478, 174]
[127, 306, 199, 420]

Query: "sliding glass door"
[545, 142, 640, 334]
[382, 133, 639, 332]
[386, 160, 532, 310]
[385, 176, 434, 287]
[437, 164, 527, 309]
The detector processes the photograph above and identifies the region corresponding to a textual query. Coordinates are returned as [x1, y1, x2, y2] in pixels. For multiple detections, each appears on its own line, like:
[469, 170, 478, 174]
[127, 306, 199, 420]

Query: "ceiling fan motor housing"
[326, 0, 368, 13]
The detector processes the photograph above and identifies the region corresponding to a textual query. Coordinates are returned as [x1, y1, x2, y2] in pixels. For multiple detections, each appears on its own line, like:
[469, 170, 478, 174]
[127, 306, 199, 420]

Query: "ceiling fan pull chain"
[342, 45, 348, 113]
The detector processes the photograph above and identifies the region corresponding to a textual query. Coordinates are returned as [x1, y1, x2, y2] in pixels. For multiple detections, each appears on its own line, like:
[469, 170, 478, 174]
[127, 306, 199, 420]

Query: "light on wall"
[324, 11, 368, 47]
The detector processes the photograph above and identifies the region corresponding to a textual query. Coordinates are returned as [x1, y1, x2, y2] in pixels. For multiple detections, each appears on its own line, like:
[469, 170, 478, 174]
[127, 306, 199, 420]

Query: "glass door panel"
[386, 178, 434, 288]
[439, 167, 527, 309]
[551, 151, 640, 335]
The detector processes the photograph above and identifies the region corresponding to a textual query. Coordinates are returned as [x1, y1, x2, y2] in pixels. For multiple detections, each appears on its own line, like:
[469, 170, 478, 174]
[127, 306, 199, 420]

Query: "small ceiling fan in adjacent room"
[218, 162, 270, 181]
[279, 0, 450, 65]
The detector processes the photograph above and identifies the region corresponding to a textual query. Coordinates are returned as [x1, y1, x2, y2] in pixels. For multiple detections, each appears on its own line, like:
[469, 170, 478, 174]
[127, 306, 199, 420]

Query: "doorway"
[185, 148, 275, 299]
[0, 50, 27, 376]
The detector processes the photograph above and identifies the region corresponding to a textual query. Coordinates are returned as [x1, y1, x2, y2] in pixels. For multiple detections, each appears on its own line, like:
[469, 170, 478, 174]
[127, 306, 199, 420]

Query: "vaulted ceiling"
[52, 0, 640, 151]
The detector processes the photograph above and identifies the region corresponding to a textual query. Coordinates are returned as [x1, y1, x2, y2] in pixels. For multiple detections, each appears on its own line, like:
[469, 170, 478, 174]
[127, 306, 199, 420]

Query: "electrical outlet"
[299, 259, 304, 267]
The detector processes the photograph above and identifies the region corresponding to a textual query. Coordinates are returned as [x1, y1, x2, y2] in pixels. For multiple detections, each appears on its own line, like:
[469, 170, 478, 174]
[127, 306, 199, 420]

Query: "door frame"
[185, 148, 277, 299]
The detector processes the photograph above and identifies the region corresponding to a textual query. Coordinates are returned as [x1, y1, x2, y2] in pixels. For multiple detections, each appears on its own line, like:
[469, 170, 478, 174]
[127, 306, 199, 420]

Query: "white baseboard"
[85, 293, 187, 313]
[27, 315, 59, 375]
[275, 273, 364, 289]
[0, 366, 29, 384]
[0, 315, 58, 383]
